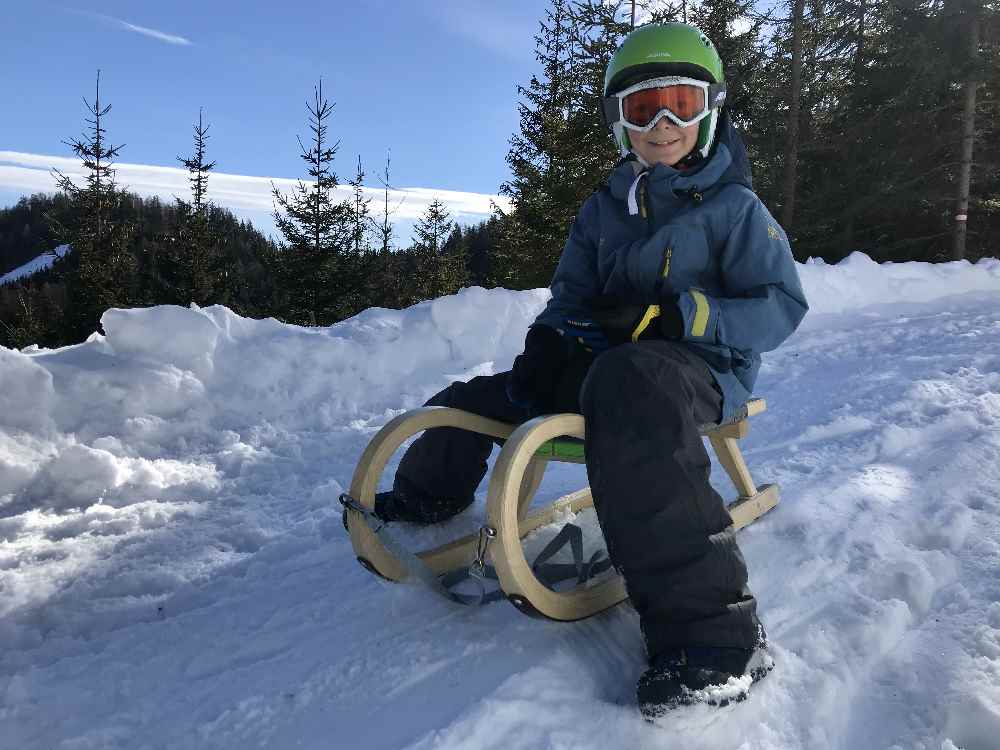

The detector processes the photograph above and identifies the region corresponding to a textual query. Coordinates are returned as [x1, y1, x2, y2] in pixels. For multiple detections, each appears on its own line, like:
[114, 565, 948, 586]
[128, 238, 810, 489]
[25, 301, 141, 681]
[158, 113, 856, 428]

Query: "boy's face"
[628, 117, 699, 168]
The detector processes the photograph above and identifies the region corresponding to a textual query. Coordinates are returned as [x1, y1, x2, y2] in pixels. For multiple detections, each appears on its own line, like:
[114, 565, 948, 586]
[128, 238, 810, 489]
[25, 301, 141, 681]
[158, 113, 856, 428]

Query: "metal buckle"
[470, 525, 497, 579]
[339, 493, 385, 533]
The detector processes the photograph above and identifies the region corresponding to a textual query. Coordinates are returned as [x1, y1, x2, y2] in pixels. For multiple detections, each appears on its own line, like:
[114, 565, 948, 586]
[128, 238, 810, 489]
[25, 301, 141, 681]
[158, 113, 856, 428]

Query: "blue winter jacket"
[533, 114, 809, 423]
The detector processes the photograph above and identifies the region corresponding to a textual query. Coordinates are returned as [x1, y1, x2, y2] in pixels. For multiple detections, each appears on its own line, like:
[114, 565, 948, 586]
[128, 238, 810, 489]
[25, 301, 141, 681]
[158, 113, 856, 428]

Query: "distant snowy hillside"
[2, 253, 1000, 749]
[0, 244, 70, 285]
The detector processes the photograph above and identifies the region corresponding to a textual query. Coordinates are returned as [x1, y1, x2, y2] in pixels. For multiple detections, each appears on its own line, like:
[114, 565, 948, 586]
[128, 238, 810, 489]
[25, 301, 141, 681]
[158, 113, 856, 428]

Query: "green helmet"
[603, 22, 725, 161]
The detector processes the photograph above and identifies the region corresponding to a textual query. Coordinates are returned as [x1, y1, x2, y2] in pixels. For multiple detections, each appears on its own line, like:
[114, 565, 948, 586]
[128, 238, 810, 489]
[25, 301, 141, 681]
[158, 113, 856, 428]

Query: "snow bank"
[1, 286, 544, 509]
[799, 251, 1000, 315]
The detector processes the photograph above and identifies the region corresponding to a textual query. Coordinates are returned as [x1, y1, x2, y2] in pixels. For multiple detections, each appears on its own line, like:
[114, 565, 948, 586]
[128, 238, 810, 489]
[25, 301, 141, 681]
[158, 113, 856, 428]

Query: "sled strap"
[341, 494, 611, 605]
[436, 522, 612, 601]
[438, 565, 506, 606]
[340, 493, 491, 605]
[530, 522, 614, 586]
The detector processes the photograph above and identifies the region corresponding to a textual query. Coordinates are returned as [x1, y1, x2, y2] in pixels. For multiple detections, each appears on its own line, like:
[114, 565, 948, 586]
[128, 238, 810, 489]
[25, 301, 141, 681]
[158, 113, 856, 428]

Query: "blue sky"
[1, 0, 555, 238]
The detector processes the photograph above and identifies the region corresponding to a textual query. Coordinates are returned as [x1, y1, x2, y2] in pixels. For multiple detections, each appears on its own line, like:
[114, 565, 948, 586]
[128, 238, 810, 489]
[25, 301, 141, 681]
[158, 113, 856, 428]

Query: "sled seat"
[531, 398, 772, 525]
[342, 398, 777, 622]
[535, 397, 766, 462]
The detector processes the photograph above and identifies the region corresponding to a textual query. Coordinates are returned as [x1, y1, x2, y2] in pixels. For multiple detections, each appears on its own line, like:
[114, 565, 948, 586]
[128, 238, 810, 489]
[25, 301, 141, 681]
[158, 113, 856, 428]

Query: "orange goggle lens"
[621, 84, 707, 127]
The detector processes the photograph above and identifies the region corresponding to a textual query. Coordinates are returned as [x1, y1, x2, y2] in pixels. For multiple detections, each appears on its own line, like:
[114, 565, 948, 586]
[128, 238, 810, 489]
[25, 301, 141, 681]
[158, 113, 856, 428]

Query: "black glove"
[506, 325, 569, 414]
[658, 297, 684, 339]
[549, 342, 595, 414]
[587, 294, 684, 344]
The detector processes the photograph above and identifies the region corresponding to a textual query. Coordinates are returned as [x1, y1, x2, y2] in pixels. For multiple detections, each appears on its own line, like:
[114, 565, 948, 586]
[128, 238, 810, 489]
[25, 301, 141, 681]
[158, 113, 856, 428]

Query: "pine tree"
[780, 0, 806, 230]
[412, 198, 466, 299]
[361, 149, 406, 308]
[333, 155, 377, 316]
[496, 0, 633, 289]
[370, 149, 400, 255]
[688, 0, 769, 132]
[0, 289, 44, 349]
[496, 0, 584, 289]
[346, 155, 374, 257]
[412, 198, 454, 254]
[50, 71, 136, 340]
[169, 108, 221, 306]
[271, 79, 352, 324]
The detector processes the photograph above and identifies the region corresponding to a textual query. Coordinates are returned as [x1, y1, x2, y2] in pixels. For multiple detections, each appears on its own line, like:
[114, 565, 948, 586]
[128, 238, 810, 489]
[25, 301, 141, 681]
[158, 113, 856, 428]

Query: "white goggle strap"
[699, 110, 720, 159]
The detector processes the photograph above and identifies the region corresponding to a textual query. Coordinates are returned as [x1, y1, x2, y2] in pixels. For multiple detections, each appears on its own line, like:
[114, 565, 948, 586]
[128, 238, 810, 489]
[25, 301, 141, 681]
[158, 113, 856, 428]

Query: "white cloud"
[71, 9, 193, 46]
[0, 151, 510, 236]
[116, 20, 193, 46]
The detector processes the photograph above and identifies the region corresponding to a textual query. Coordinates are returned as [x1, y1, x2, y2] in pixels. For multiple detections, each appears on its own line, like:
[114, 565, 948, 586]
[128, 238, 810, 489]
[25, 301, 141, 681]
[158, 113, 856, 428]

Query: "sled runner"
[341, 399, 778, 622]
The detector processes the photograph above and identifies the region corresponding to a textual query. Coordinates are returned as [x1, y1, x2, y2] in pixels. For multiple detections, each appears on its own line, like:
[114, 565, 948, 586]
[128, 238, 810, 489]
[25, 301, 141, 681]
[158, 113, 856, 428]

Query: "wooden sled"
[343, 399, 778, 622]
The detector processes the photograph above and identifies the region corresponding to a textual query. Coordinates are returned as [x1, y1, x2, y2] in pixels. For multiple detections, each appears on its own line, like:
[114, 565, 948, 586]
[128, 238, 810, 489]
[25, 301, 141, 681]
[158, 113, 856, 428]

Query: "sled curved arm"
[347, 406, 516, 512]
[345, 407, 516, 581]
[486, 414, 629, 621]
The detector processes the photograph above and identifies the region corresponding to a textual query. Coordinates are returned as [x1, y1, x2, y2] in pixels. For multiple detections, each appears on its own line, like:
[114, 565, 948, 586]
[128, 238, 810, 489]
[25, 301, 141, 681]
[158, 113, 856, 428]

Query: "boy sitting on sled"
[374, 22, 808, 719]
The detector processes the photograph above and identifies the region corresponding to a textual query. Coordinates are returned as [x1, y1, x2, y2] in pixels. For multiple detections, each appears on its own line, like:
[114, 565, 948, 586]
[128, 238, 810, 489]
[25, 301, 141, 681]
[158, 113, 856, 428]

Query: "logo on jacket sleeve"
[767, 224, 779, 240]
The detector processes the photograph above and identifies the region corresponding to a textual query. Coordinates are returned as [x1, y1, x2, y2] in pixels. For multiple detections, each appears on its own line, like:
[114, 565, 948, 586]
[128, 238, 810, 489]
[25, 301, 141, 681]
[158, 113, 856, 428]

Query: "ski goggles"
[602, 76, 727, 131]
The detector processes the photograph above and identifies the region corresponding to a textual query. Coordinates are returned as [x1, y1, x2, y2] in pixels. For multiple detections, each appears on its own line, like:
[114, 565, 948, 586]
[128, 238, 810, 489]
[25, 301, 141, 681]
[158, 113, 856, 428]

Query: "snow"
[2, 253, 1000, 749]
[0, 244, 70, 285]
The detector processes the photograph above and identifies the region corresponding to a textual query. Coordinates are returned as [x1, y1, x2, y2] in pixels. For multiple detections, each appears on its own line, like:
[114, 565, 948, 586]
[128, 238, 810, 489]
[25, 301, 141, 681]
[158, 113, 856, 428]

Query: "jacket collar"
[609, 142, 733, 204]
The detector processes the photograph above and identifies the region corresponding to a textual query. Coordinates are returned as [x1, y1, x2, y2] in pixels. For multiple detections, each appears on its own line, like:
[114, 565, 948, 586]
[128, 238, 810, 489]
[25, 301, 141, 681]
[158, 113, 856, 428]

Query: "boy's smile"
[628, 118, 699, 168]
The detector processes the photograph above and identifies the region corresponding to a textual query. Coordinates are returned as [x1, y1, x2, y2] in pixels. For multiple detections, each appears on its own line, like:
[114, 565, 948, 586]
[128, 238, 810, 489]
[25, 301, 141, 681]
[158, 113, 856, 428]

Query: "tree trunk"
[841, 0, 867, 253]
[781, 0, 806, 231]
[952, 0, 980, 261]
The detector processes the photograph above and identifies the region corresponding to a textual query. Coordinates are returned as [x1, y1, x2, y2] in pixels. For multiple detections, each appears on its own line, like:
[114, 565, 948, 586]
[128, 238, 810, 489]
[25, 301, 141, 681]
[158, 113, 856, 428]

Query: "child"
[375, 22, 808, 719]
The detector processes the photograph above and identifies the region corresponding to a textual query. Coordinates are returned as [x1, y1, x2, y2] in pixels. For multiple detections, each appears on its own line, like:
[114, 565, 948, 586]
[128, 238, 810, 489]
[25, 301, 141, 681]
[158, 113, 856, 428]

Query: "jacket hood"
[608, 111, 753, 205]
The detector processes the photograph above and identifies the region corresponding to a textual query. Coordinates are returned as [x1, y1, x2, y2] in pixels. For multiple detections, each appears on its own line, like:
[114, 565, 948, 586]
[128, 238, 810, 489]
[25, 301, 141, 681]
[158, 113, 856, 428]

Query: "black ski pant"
[393, 341, 762, 657]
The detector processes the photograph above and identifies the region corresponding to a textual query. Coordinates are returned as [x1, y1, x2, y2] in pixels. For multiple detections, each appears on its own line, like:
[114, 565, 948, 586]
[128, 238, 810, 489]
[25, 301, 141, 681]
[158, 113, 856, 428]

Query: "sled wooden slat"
[344, 398, 778, 622]
[728, 484, 779, 529]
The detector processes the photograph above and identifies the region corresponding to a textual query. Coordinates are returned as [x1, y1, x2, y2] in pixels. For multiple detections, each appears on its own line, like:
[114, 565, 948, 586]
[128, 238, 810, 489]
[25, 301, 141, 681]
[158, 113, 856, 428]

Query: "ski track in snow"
[2, 256, 1000, 749]
[0, 245, 70, 287]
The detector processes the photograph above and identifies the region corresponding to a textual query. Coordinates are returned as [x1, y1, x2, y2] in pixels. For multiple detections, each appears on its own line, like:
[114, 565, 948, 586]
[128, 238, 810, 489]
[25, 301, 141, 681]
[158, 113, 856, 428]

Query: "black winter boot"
[636, 639, 774, 720]
[372, 476, 469, 525]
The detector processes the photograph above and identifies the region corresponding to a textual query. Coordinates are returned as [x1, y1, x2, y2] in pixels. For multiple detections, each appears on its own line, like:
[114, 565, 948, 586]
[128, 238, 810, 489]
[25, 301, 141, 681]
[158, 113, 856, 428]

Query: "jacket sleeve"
[675, 194, 808, 354]
[532, 195, 604, 331]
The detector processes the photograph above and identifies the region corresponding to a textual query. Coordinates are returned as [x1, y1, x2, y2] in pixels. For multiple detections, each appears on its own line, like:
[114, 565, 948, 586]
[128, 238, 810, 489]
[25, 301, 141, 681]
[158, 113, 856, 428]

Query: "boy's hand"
[587, 294, 684, 344]
[589, 301, 647, 345]
[506, 325, 569, 413]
